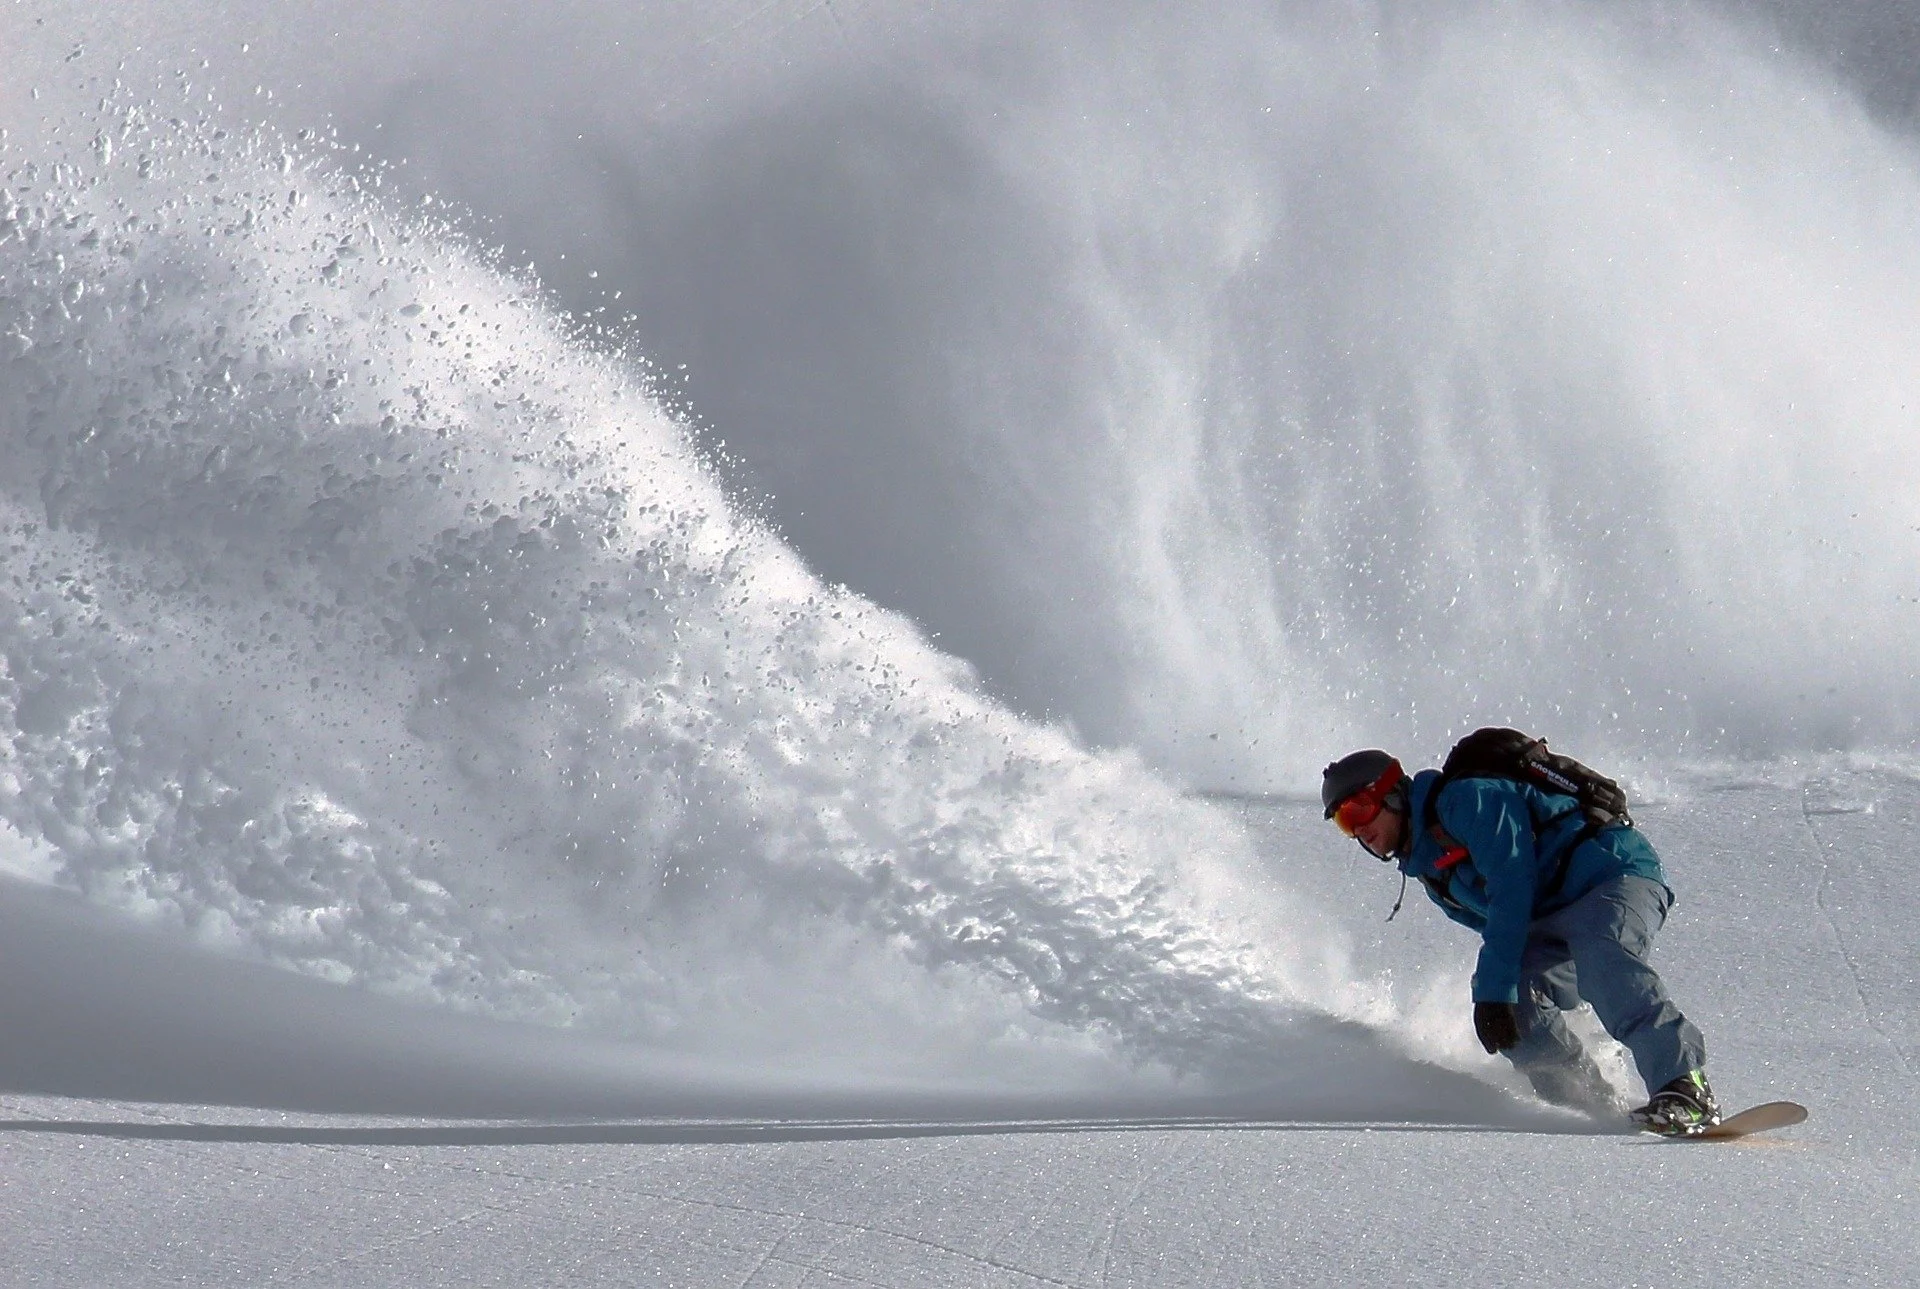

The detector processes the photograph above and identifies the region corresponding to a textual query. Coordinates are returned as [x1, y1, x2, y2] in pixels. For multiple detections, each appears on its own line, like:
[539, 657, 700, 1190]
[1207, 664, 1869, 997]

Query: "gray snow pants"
[1507, 873, 1708, 1098]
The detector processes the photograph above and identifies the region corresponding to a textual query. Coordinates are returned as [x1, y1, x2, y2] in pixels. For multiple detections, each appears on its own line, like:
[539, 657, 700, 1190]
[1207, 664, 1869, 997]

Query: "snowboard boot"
[1630, 1070, 1721, 1137]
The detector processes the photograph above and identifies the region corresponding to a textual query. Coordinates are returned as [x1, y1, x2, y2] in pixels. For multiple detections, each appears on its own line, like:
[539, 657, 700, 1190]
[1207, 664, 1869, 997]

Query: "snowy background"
[2, 1, 1917, 1284]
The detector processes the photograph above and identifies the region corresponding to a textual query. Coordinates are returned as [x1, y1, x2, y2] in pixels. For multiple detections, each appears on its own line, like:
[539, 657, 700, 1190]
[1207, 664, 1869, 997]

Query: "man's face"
[1353, 803, 1405, 859]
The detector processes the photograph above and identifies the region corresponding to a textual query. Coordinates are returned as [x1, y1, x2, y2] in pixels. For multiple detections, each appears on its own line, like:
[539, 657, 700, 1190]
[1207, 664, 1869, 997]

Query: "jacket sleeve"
[1436, 779, 1539, 1005]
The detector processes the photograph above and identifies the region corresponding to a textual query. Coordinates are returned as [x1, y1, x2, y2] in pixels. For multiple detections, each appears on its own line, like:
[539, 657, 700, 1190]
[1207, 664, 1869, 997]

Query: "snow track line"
[562, 1174, 1091, 1289]
[733, 1213, 809, 1289]
[1094, 1133, 1193, 1289]
[1800, 782, 1914, 1080]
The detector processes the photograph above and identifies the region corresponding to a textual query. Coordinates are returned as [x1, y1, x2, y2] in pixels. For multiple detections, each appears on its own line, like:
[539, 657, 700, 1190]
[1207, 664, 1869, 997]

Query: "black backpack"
[1420, 727, 1632, 901]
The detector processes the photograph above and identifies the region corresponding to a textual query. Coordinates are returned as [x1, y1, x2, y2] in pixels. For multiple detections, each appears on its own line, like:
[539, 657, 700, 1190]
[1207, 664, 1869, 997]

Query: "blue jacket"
[1400, 769, 1668, 1004]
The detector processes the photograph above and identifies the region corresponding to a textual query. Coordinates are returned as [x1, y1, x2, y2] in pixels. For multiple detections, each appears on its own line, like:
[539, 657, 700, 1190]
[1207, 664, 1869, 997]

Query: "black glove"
[1473, 1001, 1521, 1054]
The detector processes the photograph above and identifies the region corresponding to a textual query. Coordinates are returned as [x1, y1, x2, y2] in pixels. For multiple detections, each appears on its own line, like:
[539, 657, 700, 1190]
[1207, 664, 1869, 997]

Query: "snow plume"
[0, 101, 1377, 1093]
[336, 0, 1920, 784]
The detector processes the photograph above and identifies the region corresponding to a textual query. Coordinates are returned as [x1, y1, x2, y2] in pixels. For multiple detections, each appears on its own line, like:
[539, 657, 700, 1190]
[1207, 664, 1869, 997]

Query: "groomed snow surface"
[4, 770, 1914, 1287]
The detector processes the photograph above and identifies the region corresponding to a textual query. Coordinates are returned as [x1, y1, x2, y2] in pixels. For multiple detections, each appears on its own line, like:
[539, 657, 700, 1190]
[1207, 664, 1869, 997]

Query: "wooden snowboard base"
[1664, 1100, 1808, 1142]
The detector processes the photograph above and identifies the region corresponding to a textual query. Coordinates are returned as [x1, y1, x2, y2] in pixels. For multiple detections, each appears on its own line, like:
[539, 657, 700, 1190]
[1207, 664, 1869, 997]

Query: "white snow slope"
[4, 775, 1916, 1286]
[3, 2, 1918, 1285]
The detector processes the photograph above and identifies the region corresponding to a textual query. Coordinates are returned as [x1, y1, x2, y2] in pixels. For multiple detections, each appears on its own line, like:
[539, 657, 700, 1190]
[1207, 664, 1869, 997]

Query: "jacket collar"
[1397, 769, 1445, 870]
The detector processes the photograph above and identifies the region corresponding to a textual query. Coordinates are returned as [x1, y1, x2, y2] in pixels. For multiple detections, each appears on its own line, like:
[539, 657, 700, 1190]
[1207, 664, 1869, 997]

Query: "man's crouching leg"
[1555, 874, 1708, 1098]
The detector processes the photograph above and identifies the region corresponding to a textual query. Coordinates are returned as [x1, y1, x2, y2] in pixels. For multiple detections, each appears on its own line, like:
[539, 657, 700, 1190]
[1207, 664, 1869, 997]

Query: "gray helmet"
[1321, 749, 1401, 818]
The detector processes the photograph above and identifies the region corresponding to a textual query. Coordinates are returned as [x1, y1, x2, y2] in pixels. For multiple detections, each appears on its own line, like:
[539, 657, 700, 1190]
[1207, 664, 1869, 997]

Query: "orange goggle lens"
[1331, 790, 1384, 837]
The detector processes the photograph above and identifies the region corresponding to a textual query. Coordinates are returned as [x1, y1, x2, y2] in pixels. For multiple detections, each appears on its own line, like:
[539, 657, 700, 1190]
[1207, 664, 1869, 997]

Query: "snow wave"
[0, 101, 1369, 1090]
[338, 0, 1920, 782]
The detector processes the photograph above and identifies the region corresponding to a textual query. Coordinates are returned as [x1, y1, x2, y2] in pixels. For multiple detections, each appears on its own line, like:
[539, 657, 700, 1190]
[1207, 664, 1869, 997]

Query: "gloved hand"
[1473, 1001, 1521, 1054]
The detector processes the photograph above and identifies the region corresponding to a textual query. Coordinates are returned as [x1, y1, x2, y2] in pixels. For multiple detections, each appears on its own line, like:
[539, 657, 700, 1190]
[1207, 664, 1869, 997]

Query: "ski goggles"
[1329, 765, 1404, 837]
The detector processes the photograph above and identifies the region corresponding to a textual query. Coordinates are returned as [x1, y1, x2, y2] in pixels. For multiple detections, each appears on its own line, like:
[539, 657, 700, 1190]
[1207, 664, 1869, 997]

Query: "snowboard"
[1644, 1100, 1807, 1141]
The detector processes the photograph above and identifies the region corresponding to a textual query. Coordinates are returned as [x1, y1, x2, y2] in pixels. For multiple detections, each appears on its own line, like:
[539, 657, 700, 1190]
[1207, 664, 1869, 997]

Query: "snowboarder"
[1320, 746, 1718, 1133]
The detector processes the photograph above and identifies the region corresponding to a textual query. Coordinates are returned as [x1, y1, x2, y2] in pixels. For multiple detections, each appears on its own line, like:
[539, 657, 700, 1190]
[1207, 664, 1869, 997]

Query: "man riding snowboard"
[1321, 740, 1717, 1134]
